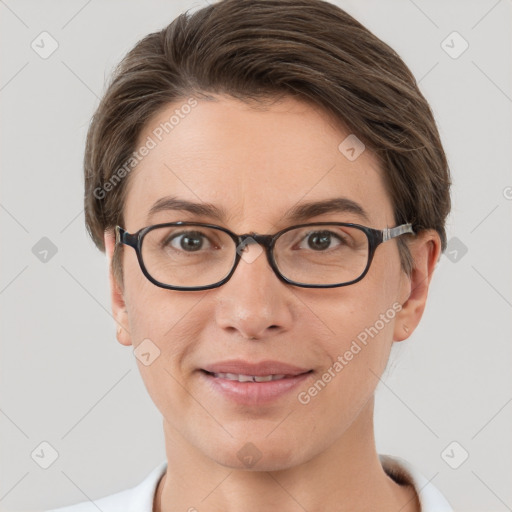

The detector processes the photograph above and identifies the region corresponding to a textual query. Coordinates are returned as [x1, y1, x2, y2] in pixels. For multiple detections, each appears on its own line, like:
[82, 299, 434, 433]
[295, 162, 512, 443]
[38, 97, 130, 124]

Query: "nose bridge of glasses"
[237, 233, 274, 251]
[232, 233, 281, 283]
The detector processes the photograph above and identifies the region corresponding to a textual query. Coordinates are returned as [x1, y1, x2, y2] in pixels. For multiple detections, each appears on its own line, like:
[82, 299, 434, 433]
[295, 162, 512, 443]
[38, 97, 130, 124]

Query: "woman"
[50, 0, 453, 510]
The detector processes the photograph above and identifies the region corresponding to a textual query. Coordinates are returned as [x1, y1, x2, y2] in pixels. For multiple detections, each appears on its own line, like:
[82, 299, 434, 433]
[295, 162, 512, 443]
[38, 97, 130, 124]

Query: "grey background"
[1, 0, 511, 511]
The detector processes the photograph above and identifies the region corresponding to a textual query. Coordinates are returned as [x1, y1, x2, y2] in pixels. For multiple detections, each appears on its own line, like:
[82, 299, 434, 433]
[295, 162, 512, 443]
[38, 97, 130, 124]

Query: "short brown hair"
[84, 0, 451, 284]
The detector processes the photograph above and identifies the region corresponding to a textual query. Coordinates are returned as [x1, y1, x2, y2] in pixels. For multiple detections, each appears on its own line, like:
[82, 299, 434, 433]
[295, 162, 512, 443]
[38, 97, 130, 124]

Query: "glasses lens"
[273, 224, 369, 285]
[141, 225, 236, 288]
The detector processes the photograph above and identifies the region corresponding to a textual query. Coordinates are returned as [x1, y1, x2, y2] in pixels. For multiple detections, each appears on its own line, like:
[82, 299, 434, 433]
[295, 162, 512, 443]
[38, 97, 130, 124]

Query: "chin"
[202, 436, 304, 472]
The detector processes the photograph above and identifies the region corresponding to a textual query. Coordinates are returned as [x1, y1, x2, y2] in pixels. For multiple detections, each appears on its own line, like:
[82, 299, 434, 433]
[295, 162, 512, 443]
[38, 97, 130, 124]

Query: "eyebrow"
[148, 196, 227, 222]
[284, 197, 370, 224]
[147, 196, 370, 225]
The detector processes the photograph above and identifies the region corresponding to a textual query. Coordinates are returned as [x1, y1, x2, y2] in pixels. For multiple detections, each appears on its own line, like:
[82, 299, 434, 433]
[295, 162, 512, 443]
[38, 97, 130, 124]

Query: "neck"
[154, 396, 420, 512]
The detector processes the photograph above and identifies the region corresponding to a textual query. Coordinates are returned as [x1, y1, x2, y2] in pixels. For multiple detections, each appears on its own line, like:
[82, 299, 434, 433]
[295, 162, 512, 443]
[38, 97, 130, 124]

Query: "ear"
[104, 229, 132, 347]
[393, 229, 442, 342]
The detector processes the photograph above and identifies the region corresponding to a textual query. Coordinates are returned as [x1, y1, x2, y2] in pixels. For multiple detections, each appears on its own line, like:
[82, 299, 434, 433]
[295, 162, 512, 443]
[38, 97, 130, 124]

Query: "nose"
[213, 243, 294, 340]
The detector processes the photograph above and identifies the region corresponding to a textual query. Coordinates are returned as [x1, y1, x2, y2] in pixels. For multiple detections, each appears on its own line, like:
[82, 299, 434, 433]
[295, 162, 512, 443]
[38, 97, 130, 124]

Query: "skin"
[103, 94, 441, 512]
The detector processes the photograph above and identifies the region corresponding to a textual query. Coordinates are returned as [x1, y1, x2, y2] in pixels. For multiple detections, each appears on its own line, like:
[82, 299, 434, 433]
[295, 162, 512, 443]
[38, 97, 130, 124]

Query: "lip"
[200, 359, 313, 406]
[202, 359, 311, 376]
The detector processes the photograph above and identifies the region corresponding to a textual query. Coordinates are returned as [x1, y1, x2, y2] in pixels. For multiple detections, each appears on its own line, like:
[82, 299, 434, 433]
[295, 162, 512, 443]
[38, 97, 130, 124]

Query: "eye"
[165, 230, 213, 252]
[298, 230, 347, 251]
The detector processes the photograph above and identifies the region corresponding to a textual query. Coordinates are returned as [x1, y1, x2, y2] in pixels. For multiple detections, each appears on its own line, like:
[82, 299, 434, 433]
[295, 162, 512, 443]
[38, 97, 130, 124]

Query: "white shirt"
[47, 454, 454, 512]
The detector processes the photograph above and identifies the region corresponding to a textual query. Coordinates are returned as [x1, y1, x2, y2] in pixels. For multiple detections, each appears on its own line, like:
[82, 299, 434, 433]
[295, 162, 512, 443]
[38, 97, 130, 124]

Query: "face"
[107, 94, 422, 470]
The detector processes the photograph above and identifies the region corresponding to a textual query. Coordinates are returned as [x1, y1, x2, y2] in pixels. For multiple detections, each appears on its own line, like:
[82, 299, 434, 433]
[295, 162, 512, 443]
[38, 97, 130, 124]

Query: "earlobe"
[393, 230, 442, 342]
[104, 229, 132, 346]
[116, 322, 130, 346]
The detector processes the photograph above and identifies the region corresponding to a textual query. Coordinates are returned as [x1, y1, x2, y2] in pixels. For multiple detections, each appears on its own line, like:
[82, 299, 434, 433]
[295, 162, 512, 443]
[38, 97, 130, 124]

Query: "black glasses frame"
[115, 221, 415, 291]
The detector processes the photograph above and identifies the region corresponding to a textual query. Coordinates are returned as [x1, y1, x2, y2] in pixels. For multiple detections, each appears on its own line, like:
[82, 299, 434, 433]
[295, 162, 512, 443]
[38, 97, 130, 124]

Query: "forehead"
[123, 95, 394, 231]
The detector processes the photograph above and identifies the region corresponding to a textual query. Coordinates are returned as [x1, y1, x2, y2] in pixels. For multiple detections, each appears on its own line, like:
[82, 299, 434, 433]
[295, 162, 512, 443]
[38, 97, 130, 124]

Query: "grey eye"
[299, 230, 345, 251]
[166, 231, 211, 252]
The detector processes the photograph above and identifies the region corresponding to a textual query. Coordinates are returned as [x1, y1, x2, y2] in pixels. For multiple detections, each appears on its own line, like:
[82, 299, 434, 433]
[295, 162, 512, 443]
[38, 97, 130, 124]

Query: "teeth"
[213, 372, 287, 382]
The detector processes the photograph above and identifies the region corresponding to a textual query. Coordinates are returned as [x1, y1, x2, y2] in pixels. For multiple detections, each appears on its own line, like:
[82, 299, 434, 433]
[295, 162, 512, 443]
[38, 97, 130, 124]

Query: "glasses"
[115, 221, 414, 291]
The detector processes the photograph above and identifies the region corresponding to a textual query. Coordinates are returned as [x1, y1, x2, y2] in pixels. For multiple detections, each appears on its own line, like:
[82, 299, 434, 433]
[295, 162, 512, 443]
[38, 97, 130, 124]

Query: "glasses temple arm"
[382, 223, 415, 242]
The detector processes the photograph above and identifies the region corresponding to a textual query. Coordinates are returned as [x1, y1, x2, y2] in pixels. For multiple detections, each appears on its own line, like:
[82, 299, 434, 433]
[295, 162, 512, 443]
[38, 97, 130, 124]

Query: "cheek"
[126, 285, 208, 360]
[317, 297, 397, 386]
[305, 271, 401, 361]
[122, 249, 198, 340]
[297, 253, 402, 401]
[122, 257, 210, 404]
[294, 297, 398, 444]
[126, 297, 208, 422]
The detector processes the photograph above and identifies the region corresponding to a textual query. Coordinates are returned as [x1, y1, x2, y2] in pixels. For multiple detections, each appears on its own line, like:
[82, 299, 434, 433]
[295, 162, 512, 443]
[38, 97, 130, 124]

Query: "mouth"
[199, 360, 314, 405]
[205, 372, 291, 382]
